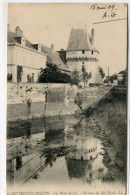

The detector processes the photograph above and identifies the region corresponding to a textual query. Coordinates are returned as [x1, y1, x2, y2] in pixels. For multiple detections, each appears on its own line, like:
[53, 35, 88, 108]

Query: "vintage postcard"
[7, 3, 128, 195]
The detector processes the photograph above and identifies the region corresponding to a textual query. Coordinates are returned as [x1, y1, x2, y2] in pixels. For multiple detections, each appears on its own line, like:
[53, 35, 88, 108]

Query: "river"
[7, 93, 127, 193]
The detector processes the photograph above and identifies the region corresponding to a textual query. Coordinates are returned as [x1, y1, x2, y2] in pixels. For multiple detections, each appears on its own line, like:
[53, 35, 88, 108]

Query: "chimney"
[91, 28, 94, 45]
[15, 26, 23, 36]
[7, 24, 10, 31]
[51, 44, 54, 51]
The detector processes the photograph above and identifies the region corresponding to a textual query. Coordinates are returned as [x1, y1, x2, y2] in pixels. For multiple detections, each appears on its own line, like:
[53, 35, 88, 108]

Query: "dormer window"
[21, 36, 25, 46]
[33, 44, 41, 52]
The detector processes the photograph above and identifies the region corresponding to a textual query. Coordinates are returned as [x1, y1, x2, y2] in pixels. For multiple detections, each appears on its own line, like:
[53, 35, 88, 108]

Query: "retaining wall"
[7, 83, 79, 121]
[76, 86, 112, 110]
[7, 83, 112, 121]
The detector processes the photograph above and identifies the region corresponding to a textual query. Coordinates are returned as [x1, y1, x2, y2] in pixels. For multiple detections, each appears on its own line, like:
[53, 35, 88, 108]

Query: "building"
[65, 137, 98, 160]
[59, 28, 102, 84]
[7, 26, 47, 83]
[41, 44, 70, 75]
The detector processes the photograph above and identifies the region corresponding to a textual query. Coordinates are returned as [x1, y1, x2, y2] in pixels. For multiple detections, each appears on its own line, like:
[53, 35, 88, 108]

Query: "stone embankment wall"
[7, 83, 79, 121]
[76, 86, 112, 111]
[7, 83, 112, 121]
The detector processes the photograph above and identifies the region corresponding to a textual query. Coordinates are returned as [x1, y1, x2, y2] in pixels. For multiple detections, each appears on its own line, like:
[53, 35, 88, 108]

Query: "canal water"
[7, 95, 127, 193]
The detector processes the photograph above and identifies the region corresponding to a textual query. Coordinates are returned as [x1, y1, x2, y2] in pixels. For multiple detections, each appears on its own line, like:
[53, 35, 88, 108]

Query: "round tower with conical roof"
[66, 28, 102, 84]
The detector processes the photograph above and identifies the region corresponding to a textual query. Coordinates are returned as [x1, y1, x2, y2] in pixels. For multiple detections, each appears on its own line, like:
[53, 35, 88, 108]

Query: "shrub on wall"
[7, 73, 12, 82]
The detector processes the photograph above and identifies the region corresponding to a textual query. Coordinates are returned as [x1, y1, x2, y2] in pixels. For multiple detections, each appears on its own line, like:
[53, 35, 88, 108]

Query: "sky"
[8, 3, 127, 76]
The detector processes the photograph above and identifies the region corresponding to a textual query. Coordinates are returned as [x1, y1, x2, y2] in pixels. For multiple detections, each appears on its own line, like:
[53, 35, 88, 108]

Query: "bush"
[38, 63, 72, 83]
[7, 73, 12, 82]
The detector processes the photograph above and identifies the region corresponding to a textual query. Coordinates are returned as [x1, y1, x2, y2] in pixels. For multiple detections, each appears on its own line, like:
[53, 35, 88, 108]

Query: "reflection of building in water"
[7, 153, 46, 186]
[65, 137, 99, 183]
[65, 136, 98, 160]
[66, 158, 94, 183]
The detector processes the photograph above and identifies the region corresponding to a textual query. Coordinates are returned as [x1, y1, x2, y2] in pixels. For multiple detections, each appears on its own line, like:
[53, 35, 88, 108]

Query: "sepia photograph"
[7, 3, 128, 194]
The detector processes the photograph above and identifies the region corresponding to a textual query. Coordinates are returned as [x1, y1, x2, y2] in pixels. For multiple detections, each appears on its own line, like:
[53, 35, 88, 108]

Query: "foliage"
[74, 93, 83, 110]
[99, 66, 105, 79]
[38, 63, 72, 83]
[89, 83, 102, 87]
[109, 74, 117, 82]
[118, 69, 127, 85]
[27, 74, 32, 83]
[71, 70, 80, 85]
[82, 66, 92, 87]
[17, 66, 23, 83]
[104, 74, 117, 83]
[7, 73, 12, 82]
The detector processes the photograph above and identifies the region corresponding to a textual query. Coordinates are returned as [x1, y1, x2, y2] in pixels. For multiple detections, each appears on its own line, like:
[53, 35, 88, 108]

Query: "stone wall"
[76, 86, 112, 110]
[7, 83, 70, 104]
[7, 83, 112, 121]
[7, 83, 79, 121]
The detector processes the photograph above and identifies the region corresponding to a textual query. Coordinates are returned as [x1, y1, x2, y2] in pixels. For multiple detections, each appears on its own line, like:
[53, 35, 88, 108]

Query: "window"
[82, 62, 84, 64]
[82, 50, 85, 54]
[92, 51, 93, 55]
[82, 65, 85, 72]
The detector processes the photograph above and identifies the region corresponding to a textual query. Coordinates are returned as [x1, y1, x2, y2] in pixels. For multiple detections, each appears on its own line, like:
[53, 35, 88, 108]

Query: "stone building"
[59, 28, 102, 84]
[7, 26, 47, 83]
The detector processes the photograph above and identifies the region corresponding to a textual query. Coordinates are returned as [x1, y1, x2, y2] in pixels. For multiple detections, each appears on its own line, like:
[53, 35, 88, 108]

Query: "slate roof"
[67, 28, 98, 52]
[41, 44, 70, 72]
[8, 30, 37, 51]
[8, 29, 70, 73]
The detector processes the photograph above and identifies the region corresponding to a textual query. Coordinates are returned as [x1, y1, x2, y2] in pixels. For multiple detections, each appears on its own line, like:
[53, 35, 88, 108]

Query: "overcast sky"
[8, 3, 127, 76]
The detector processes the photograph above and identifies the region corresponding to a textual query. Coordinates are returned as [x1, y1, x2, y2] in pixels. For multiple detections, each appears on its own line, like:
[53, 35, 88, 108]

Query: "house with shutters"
[7, 26, 47, 83]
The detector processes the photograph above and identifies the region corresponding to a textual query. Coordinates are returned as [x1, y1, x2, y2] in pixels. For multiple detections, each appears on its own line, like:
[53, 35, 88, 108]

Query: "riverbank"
[88, 90, 127, 183]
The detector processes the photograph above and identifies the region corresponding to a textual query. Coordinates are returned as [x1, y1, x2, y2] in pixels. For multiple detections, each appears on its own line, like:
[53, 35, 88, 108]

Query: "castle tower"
[66, 28, 102, 84]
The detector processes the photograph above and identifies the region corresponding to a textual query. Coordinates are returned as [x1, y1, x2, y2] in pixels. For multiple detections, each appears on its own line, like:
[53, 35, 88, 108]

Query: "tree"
[38, 63, 72, 83]
[104, 74, 117, 84]
[71, 70, 80, 85]
[82, 66, 92, 87]
[7, 73, 12, 82]
[99, 66, 105, 79]
[118, 69, 127, 85]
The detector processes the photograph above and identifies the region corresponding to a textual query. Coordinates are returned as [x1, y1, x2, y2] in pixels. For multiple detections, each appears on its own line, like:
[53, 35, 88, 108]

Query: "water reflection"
[7, 114, 126, 189]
